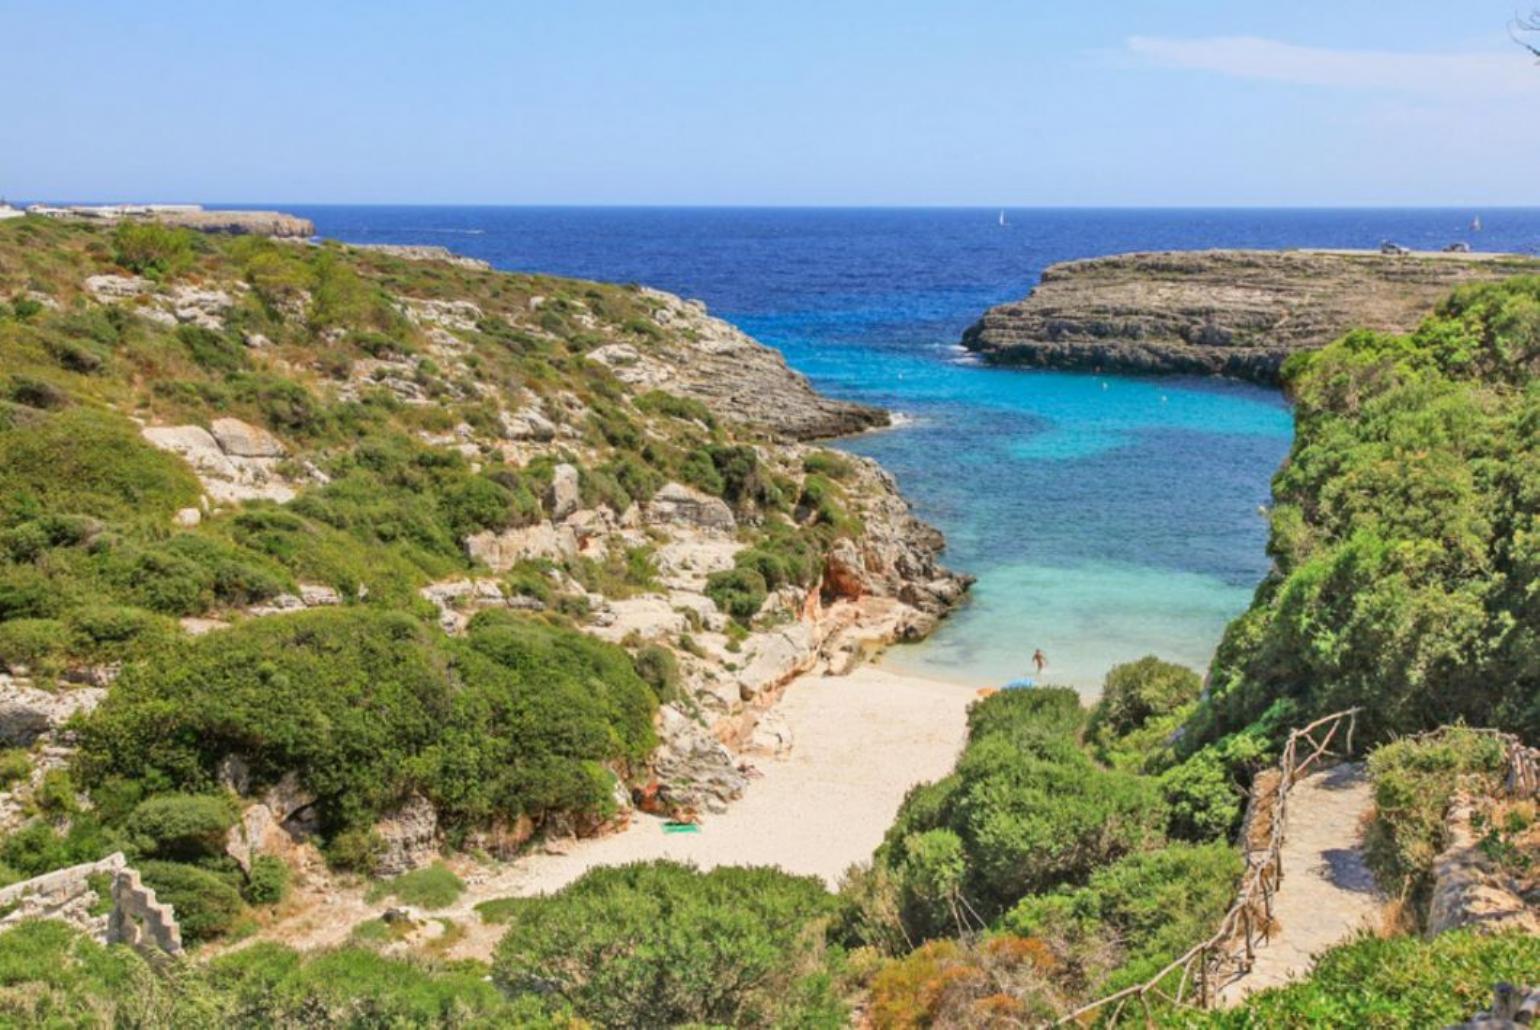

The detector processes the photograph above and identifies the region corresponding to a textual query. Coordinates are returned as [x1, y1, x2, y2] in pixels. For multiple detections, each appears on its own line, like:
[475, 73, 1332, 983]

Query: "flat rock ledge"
[962, 249, 1540, 384]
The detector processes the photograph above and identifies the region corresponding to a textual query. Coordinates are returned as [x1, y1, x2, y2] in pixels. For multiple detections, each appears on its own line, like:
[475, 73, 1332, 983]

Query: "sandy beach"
[492, 662, 973, 893]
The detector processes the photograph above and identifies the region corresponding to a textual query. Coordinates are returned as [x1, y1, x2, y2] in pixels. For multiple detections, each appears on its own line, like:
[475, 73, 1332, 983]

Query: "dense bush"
[867, 936, 1064, 1028]
[876, 689, 1166, 940]
[0, 921, 567, 1026]
[1363, 727, 1507, 916]
[492, 860, 837, 1027]
[1003, 841, 1241, 995]
[706, 566, 768, 623]
[138, 860, 246, 942]
[111, 222, 196, 279]
[1086, 655, 1202, 768]
[0, 407, 199, 525]
[1188, 278, 1540, 747]
[125, 793, 237, 861]
[1203, 929, 1540, 1028]
[79, 607, 657, 844]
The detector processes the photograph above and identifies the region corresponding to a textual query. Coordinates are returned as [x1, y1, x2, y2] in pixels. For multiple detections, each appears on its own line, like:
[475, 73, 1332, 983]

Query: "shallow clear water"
[275, 206, 1540, 694]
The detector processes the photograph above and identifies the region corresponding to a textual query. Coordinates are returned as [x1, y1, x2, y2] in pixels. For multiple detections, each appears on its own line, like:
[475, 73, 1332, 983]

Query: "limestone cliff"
[963, 249, 1540, 383]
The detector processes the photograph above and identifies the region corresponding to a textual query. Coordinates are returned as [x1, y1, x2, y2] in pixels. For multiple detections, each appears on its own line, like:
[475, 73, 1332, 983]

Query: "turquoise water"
[289, 207, 1540, 694]
[769, 337, 1292, 692]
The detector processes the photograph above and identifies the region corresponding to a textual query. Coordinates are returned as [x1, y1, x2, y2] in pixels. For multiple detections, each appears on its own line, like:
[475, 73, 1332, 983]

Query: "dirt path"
[247, 664, 972, 961]
[1218, 762, 1383, 1005]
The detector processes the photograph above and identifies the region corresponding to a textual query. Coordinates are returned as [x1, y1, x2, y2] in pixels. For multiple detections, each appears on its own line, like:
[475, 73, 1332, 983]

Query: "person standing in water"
[1032, 649, 1047, 675]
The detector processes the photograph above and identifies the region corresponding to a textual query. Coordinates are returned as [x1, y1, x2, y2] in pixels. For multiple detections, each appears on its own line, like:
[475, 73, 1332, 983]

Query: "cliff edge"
[962, 248, 1540, 383]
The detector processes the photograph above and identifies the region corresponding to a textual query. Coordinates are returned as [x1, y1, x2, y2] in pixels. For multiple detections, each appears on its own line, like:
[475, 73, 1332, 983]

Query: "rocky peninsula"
[963, 248, 1540, 383]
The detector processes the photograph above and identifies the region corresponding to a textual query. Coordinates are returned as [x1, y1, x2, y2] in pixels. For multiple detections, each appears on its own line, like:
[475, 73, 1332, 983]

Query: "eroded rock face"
[600, 289, 887, 441]
[141, 420, 298, 504]
[653, 706, 748, 813]
[645, 482, 735, 532]
[546, 463, 581, 522]
[963, 249, 1540, 383]
[373, 794, 441, 876]
[1427, 794, 1540, 937]
[464, 522, 578, 571]
[0, 678, 105, 747]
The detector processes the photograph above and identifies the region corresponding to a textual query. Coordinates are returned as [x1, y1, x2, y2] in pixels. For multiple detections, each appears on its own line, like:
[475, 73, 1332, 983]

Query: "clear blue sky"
[6, 1, 1537, 205]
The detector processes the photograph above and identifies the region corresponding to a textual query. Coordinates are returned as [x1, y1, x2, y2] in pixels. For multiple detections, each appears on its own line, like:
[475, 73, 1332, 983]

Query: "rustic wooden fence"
[1054, 707, 1362, 1027]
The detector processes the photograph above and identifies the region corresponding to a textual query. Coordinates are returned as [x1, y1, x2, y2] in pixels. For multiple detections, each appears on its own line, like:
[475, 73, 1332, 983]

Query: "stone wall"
[0, 852, 183, 958]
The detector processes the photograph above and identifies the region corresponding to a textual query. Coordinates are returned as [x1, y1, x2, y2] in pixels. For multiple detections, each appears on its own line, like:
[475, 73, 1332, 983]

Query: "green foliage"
[0, 920, 566, 1026]
[125, 793, 237, 861]
[243, 855, 290, 906]
[1363, 727, 1506, 913]
[0, 750, 29, 788]
[1004, 841, 1241, 995]
[705, 566, 768, 623]
[803, 449, 856, 480]
[492, 860, 837, 1028]
[0, 406, 199, 526]
[111, 221, 196, 279]
[1190, 277, 1540, 747]
[79, 607, 656, 844]
[1087, 655, 1202, 768]
[877, 689, 1167, 940]
[632, 643, 682, 702]
[1199, 929, 1540, 1028]
[379, 863, 463, 910]
[635, 389, 716, 428]
[138, 860, 246, 942]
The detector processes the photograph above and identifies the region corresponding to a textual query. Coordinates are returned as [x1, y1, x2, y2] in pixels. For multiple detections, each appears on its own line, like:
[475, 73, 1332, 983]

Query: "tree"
[1512, 9, 1540, 60]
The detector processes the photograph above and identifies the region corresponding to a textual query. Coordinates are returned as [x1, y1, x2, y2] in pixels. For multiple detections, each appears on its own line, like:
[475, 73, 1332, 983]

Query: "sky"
[5, 1, 1538, 206]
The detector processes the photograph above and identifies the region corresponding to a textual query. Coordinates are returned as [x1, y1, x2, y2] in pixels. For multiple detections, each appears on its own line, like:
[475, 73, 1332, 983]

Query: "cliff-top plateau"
[962, 248, 1540, 383]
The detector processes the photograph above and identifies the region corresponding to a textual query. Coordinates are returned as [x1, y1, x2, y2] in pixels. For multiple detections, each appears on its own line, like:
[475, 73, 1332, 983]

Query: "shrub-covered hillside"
[0, 215, 965, 934]
[1186, 276, 1540, 746]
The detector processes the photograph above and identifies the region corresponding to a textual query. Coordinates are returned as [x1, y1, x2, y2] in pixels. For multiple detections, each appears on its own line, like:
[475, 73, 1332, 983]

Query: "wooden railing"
[1054, 707, 1362, 1027]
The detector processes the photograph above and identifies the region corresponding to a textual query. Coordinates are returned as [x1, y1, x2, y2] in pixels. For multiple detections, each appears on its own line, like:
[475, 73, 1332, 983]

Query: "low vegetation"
[491, 861, 841, 1027]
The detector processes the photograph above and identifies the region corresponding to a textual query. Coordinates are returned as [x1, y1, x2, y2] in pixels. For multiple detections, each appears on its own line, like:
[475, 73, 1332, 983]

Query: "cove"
[288, 206, 1540, 693]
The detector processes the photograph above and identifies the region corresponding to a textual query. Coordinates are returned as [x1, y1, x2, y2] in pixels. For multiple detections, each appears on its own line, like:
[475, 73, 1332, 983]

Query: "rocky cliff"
[962, 249, 1540, 383]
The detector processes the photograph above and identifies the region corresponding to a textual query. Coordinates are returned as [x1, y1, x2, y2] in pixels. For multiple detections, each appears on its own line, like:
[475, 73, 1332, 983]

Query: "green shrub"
[1004, 841, 1241, 993]
[79, 607, 657, 843]
[1188, 277, 1540, 747]
[0, 750, 29, 788]
[492, 860, 837, 1028]
[0, 618, 69, 674]
[111, 222, 196, 279]
[635, 389, 715, 428]
[706, 567, 768, 623]
[0, 407, 199, 525]
[138, 860, 246, 942]
[244, 855, 290, 905]
[1363, 727, 1506, 912]
[177, 324, 245, 372]
[125, 794, 236, 860]
[1087, 655, 1201, 762]
[381, 863, 463, 910]
[632, 644, 681, 702]
[803, 450, 855, 479]
[1204, 929, 1540, 1028]
[877, 689, 1167, 940]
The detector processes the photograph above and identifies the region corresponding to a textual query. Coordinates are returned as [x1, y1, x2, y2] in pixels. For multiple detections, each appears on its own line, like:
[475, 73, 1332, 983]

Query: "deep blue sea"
[270, 206, 1540, 692]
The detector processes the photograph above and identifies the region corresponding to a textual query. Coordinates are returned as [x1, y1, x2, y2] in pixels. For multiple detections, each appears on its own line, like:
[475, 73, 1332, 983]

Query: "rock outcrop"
[963, 249, 1540, 384]
[1427, 793, 1540, 938]
[596, 288, 887, 441]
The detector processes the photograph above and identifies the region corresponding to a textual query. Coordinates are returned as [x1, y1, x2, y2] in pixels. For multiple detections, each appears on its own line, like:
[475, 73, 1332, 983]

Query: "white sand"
[486, 663, 972, 895]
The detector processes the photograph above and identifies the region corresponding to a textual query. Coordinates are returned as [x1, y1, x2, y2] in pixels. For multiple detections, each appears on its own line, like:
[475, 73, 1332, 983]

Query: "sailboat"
[998, 209, 1007, 227]
[1471, 215, 1483, 232]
